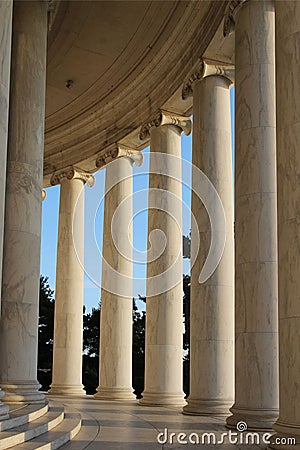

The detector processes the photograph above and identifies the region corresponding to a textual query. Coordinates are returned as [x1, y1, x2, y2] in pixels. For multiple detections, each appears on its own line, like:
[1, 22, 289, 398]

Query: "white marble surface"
[48, 396, 264, 450]
[95, 156, 135, 401]
[184, 74, 234, 416]
[0, 0, 47, 404]
[140, 123, 186, 407]
[49, 176, 86, 396]
[269, 2, 300, 448]
[0, 0, 12, 418]
[0, 0, 12, 310]
[227, 0, 278, 430]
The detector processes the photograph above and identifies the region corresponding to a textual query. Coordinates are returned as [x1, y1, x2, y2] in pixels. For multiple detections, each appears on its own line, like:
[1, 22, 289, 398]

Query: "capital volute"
[96, 144, 143, 169]
[182, 59, 234, 100]
[50, 166, 95, 187]
[223, 0, 249, 37]
[139, 110, 192, 141]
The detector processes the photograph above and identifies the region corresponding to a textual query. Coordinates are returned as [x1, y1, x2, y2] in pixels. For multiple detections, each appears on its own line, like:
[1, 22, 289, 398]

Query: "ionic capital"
[182, 59, 234, 100]
[139, 110, 192, 141]
[223, 0, 248, 37]
[50, 166, 95, 187]
[96, 144, 143, 169]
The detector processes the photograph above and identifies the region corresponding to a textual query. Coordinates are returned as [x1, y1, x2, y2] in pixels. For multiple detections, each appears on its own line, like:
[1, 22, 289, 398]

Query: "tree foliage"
[37, 274, 190, 397]
[38, 276, 54, 390]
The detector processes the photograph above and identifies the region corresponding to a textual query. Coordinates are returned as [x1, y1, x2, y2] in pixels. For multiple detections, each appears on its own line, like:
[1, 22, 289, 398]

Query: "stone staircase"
[0, 401, 81, 450]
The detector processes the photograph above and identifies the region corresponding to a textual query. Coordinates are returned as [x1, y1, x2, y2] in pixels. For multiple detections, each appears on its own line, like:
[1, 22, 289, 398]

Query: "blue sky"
[40, 88, 234, 312]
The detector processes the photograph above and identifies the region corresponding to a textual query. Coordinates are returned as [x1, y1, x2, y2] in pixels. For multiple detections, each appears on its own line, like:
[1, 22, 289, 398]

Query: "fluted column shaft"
[0, 0, 13, 418]
[269, 2, 300, 447]
[227, 0, 279, 429]
[184, 74, 234, 415]
[0, 0, 47, 403]
[95, 154, 136, 401]
[49, 169, 93, 395]
[140, 112, 190, 407]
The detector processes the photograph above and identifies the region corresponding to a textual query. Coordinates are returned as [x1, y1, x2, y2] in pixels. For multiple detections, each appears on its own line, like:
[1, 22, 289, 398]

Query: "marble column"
[269, 2, 300, 447]
[139, 111, 191, 407]
[94, 146, 142, 401]
[225, 0, 279, 429]
[182, 60, 234, 415]
[0, 0, 13, 418]
[49, 167, 94, 396]
[0, 0, 47, 403]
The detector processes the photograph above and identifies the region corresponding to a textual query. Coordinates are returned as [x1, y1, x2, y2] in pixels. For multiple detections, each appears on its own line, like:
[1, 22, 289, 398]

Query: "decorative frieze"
[139, 110, 192, 141]
[50, 166, 95, 187]
[182, 59, 234, 100]
[96, 144, 143, 168]
[223, 0, 248, 37]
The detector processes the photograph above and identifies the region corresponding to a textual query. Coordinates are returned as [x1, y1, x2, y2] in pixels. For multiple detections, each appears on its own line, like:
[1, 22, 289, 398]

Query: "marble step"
[0, 404, 64, 449]
[0, 403, 49, 432]
[14, 409, 81, 450]
[58, 409, 99, 449]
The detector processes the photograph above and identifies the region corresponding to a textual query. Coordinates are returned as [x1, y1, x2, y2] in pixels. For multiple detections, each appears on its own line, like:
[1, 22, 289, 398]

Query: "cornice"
[182, 58, 234, 100]
[139, 110, 192, 141]
[223, 0, 248, 37]
[96, 144, 143, 169]
[50, 166, 95, 186]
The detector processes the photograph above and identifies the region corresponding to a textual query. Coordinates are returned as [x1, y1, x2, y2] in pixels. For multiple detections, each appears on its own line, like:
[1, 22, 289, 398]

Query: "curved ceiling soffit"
[43, 1, 228, 186]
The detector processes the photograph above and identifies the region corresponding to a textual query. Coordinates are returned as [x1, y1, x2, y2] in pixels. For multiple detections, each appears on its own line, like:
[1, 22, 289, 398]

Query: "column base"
[267, 420, 300, 449]
[48, 384, 86, 396]
[183, 398, 233, 416]
[0, 389, 9, 419]
[139, 391, 186, 407]
[0, 381, 45, 404]
[226, 405, 278, 430]
[94, 387, 136, 401]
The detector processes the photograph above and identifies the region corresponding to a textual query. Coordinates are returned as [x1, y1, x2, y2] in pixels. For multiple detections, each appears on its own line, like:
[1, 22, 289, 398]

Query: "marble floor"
[49, 395, 265, 450]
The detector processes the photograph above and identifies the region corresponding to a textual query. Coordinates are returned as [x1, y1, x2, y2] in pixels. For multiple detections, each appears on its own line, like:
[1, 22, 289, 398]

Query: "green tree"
[132, 298, 146, 398]
[183, 274, 190, 396]
[38, 276, 55, 391]
[83, 305, 100, 395]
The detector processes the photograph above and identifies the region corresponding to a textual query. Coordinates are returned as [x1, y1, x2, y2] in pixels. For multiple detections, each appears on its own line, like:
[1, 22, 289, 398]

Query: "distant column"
[0, 0, 13, 418]
[139, 111, 191, 407]
[269, 2, 300, 447]
[94, 145, 142, 401]
[182, 60, 235, 415]
[225, 0, 279, 429]
[49, 167, 94, 396]
[0, 0, 48, 404]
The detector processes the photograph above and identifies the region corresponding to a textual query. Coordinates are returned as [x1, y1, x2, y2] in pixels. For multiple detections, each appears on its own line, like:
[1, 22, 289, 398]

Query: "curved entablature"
[43, 0, 233, 187]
